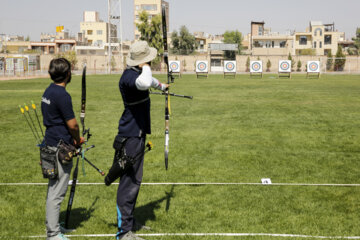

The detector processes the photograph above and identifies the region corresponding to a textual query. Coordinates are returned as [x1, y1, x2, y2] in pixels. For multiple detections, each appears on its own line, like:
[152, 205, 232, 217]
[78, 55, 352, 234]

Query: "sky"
[0, 0, 359, 41]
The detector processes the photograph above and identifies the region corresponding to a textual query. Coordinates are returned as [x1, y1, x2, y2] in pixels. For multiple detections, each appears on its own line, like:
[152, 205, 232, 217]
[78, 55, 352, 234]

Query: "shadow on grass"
[60, 196, 99, 229]
[107, 185, 176, 229]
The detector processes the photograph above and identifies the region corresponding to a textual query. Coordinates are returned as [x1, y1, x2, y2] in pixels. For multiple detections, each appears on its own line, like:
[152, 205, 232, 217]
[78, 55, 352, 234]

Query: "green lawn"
[0, 74, 360, 239]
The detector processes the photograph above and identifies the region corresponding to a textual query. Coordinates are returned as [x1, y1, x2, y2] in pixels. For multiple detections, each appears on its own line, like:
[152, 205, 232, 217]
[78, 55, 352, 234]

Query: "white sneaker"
[47, 233, 70, 240]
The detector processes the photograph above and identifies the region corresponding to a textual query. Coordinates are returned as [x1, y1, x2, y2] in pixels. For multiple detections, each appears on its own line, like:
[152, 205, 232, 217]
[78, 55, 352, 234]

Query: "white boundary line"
[23, 233, 360, 239]
[1, 182, 360, 187]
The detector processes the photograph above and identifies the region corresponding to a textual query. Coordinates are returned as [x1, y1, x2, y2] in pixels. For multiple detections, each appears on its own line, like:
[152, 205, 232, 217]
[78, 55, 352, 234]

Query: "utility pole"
[108, 0, 123, 74]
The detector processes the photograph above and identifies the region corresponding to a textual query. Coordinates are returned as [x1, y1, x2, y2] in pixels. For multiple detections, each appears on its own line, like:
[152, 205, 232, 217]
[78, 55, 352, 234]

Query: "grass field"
[0, 73, 360, 240]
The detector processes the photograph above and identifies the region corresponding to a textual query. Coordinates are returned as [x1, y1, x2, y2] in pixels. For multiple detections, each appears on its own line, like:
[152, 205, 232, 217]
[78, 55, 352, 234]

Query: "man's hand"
[163, 84, 170, 91]
[74, 137, 85, 148]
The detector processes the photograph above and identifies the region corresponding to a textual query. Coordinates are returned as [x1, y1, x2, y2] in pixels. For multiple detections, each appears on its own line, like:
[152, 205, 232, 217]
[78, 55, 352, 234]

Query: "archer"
[104, 41, 168, 240]
[41, 58, 84, 240]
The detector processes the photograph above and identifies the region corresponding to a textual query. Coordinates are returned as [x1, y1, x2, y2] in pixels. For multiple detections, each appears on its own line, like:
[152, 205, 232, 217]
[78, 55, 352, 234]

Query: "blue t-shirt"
[118, 68, 151, 137]
[41, 83, 75, 147]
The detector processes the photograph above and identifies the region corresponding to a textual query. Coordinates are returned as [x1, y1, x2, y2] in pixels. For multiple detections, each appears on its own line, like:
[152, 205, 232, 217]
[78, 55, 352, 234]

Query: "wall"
[8, 54, 357, 74]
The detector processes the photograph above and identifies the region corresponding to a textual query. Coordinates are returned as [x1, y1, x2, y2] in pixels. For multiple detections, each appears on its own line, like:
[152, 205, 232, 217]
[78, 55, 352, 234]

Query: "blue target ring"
[309, 62, 319, 71]
[226, 62, 235, 71]
[170, 62, 179, 71]
[252, 62, 261, 72]
[280, 62, 290, 71]
[198, 62, 207, 71]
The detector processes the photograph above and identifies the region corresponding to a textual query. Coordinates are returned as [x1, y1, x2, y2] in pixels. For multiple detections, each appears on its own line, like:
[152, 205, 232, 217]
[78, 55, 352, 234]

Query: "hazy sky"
[0, 0, 359, 41]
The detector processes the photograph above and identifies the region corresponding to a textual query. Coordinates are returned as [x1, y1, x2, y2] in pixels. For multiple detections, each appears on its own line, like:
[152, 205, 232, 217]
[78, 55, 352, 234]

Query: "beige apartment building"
[250, 21, 345, 56]
[134, 0, 169, 40]
[294, 21, 344, 56]
[80, 11, 116, 46]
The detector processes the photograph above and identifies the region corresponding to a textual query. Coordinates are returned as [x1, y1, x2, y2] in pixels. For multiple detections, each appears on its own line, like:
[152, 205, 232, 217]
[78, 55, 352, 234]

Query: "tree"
[56, 51, 78, 70]
[223, 30, 243, 55]
[288, 53, 295, 71]
[245, 56, 250, 72]
[352, 27, 360, 55]
[297, 60, 302, 72]
[170, 26, 197, 55]
[136, 11, 163, 67]
[326, 50, 333, 71]
[111, 56, 116, 71]
[334, 46, 346, 71]
[266, 59, 271, 72]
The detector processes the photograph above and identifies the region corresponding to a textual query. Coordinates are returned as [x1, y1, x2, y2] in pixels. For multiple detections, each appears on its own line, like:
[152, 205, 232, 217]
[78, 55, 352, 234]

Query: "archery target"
[196, 61, 208, 73]
[307, 61, 320, 73]
[224, 61, 236, 73]
[279, 60, 291, 73]
[250, 61, 263, 73]
[169, 61, 180, 73]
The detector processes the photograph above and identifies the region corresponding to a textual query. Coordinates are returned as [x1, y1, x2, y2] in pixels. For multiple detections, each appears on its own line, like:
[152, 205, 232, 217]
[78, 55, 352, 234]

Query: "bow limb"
[80, 64, 87, 137]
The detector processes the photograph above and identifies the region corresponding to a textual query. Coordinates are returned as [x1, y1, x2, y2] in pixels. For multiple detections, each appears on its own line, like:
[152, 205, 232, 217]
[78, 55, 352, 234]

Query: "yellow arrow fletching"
[168, 95, 171, 115]
[19, 107, 25, 114]
[31, 101, 36, 110]
[24, 104, 29, 111]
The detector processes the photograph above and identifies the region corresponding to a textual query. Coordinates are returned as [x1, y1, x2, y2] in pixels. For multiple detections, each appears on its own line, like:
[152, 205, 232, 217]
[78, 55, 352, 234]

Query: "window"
[258, 26, 264, 36]
[314, 28, 323, 37]
[314, 41, 317, 48]
[141, 4, 157, 11]
[97, 30, 103, 35]
[280, 41, 286, 48]
[97, 40, 103, 46]
[319, 41, 322, 48]
[135, 5, 140, 10]
[299, 36, 307, 45]
[135, 15, 139, 20]
[272, 41, 274, 48]
[324, 35, 332, 45]
[253, 41, 263, 48]
[87, 30, 93, 35]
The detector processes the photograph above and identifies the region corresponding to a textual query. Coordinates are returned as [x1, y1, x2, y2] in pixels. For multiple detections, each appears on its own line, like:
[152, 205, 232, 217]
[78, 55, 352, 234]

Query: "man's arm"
[66, 118, 82, 147]
[135, 65, 168, 91]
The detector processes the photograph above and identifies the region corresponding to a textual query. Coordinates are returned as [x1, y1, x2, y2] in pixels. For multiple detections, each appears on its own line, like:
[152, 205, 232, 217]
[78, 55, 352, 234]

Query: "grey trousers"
[45, 150, 73, 238]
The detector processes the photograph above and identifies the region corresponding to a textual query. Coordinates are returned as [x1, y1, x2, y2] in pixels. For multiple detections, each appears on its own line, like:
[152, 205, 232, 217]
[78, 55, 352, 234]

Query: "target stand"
[196, 61, 209, 79]
[250, 61, 263, 78]
[224, 61, 236, 79]
[169, 61, 182, 78]
[307, 61, 321, 79]
[278, 60, 292, 79]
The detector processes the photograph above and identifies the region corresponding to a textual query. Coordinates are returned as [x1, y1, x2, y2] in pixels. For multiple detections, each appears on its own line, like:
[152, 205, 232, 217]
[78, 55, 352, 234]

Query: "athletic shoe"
[47, 233, 70, 240]
[132, 220, 151, 231]
[118, 231, 145, 240]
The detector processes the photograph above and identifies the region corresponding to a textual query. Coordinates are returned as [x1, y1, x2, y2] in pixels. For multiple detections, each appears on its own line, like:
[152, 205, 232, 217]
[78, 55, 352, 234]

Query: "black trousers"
[116, 136, 145, 239]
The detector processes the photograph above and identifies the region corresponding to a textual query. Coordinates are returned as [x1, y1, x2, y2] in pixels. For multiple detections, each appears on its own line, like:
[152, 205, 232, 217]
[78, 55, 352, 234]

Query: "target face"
[196, 61, 208, 73]
[307, 61, 320, 73]
[169, 61, 180, 73]
[279, 60, 291, 73]
[250, 61, 262, 73]
[224, 61, 236, 73]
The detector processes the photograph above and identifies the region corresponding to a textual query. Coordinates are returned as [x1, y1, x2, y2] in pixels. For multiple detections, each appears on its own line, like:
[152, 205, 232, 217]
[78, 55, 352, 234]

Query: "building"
[249, 21, 345, 56]
[80, 11, 116, 46]
[134, 0, 169, 40]
[294, 21, 344, 56]
[250, 21, 295, 56]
